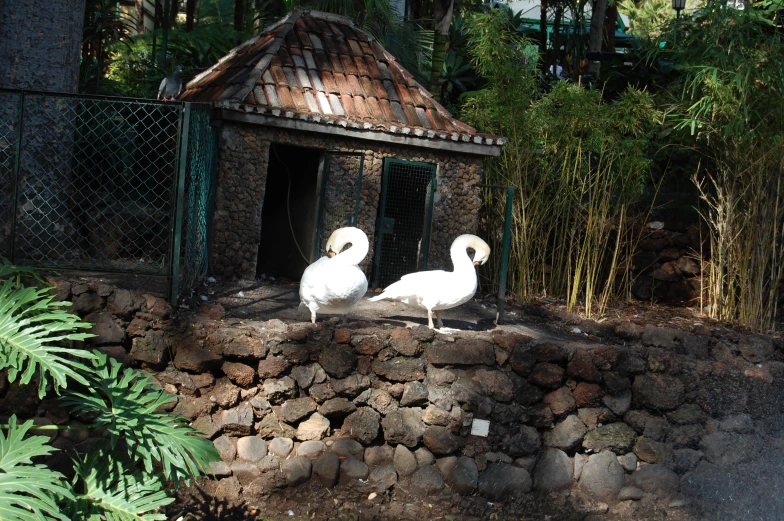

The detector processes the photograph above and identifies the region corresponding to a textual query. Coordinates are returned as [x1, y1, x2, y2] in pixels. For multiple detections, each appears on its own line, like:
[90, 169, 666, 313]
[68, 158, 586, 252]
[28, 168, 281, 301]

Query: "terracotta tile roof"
[181, 8, 505, 150]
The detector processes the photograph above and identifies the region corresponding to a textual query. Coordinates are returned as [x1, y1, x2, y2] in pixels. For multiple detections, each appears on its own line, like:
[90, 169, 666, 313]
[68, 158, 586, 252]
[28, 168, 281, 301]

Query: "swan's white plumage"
[299, 227, 369, 323]
[369, 234, 491, 329]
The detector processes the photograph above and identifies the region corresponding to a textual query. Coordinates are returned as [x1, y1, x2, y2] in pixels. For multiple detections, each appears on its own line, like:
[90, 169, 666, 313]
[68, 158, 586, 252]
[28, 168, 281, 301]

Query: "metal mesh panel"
[176, 105, 215, 298]
[376, 160, 434, 288]
[317, 153, 363, 257]
[4, 92, 181, 273]
[0, 92, 20, 258]
[0, 89, 215, 303]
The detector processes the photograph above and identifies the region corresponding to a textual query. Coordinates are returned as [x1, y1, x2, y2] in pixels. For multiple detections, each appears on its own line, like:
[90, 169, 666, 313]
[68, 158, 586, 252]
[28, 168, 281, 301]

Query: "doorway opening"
[256, 144, 322, 281]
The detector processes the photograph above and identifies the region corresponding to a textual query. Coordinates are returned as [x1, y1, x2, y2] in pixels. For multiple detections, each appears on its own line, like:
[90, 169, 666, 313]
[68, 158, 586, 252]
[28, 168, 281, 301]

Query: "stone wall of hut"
[212, 122, 484, 281]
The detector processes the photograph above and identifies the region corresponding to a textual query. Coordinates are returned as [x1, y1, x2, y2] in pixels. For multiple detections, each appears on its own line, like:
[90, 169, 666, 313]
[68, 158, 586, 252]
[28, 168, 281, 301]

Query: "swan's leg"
[342, 314, 348, 325]
[427, 309, 435, 329]
[310, 308, 317, 324]
[435, 310, 444, 329]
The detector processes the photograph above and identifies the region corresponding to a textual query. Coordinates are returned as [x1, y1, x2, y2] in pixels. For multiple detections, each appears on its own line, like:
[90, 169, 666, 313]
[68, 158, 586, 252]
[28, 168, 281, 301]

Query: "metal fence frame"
[0, 88, 215, 303]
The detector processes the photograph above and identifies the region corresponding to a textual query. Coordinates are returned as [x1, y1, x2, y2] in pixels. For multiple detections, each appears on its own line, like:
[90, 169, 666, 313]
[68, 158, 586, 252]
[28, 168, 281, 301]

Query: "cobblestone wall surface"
[212, 123, 485, 281]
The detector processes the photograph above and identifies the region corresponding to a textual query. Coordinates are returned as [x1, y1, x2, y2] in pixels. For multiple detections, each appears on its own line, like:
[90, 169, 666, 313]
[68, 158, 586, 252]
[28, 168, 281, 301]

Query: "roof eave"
[217, 108, 503, 157]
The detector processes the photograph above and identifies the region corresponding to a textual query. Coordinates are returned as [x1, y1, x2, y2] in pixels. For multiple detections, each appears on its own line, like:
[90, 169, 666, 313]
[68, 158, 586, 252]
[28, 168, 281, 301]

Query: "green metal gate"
[372, 158, 436, 288]
[0, 89, 215, 303]
[314, 152, 364, 259]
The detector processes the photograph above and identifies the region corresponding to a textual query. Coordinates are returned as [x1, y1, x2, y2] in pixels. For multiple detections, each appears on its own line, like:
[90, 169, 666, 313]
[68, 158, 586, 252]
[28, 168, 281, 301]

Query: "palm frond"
[61, 354, 219, 486]
[71, 448, 172, 521]
[0, 416, 73, 521]
[0, 280, 96, 398]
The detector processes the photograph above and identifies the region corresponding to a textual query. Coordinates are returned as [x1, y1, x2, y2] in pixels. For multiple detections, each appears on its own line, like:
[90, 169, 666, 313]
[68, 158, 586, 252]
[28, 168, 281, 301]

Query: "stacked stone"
[10, 278, 782, 515]
[145, 308, 782, 510]
[630, 221, 708, 306]
[211, 125, 271, 279]
[211, 124, 484, 280]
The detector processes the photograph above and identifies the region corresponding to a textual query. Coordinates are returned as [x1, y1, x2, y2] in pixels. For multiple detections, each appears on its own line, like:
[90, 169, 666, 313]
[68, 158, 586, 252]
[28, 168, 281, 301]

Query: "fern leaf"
[0, 280, 96, 398]
[0, 416, 73, 521]
[72, 448, 172, 521]
[61, 353, 220, 486]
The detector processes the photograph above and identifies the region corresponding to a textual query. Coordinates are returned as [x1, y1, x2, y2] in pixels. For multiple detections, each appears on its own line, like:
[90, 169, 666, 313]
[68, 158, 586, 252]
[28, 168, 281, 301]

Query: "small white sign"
[470, 419, 490, 437]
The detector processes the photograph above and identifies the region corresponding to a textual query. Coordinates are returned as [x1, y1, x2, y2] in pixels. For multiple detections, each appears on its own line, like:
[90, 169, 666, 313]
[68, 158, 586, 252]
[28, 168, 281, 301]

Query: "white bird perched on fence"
[158, 65, 183, 101]
[369, 234, 491, 329]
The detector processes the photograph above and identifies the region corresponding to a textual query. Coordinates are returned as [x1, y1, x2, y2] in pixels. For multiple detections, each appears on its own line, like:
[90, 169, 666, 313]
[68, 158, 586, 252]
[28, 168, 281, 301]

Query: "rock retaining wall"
[8, 279, 784, 518]
[629, 221, 708, 306]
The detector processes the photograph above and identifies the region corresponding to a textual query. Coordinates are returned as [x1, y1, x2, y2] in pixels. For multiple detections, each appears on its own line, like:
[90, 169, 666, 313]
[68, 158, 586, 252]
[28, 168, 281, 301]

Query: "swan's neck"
[450, 236, 476, 272]
[333, 230, 369, 266]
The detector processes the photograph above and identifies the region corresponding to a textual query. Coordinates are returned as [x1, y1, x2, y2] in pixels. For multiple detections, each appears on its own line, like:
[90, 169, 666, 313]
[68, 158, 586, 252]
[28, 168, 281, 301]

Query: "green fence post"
[169, 102, 191, 304]
[496, 185, 514, 324]
[8, 91, 25, 262]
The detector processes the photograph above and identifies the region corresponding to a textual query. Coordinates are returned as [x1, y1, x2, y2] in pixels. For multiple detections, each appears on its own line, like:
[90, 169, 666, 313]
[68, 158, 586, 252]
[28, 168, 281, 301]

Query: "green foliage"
[462, 11, 660, 315]
[643, 0, 784, 330]
[0, 279, 96, 398]
[81, 0, 138, 94]
[70, 448, 173, 521]
[0, 263, 219, 520]
[61, 354, 219, 486]
[620, 0, 681, 40]
[664, 0, 784, 139]
[106, 23, 248, 98]
[0, 416, 73, 521]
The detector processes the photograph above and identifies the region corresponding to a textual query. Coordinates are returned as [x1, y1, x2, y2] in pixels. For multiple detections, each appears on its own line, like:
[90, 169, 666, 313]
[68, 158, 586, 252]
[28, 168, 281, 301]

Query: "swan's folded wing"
[370, 270, 449, 301]
[299, 257, 330, 298]
[324, 265, 368, 300]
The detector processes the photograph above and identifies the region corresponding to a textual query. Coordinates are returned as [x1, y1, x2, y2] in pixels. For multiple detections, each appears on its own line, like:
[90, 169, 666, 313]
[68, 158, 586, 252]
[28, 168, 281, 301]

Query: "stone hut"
[180, 8, 504, 286]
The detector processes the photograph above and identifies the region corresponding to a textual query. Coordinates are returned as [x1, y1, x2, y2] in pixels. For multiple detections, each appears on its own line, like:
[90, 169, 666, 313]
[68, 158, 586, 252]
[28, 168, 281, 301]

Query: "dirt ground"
[167, 276, 781, 521]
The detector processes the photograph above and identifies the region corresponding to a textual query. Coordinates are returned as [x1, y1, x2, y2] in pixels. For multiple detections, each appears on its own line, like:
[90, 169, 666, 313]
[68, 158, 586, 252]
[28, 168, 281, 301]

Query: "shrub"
[0, 258, 219, 520]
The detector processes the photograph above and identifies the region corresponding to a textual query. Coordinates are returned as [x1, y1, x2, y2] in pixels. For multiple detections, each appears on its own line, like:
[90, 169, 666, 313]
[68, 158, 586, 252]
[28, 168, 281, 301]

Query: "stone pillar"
[0, 0, 85, 93]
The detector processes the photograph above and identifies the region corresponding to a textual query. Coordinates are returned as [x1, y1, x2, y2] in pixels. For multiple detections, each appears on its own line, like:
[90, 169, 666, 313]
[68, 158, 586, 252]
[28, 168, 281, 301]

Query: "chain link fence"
[0, 89, 215, 303]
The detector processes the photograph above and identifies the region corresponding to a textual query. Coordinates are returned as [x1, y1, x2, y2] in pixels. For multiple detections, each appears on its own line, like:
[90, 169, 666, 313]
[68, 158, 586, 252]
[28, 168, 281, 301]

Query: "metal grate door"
[372, 159, 436, 288]
[0, 89, 215, 303]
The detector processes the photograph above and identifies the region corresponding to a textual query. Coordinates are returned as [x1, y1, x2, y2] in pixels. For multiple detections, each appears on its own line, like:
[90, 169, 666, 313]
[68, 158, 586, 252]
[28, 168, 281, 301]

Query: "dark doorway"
[256, 144, 322, 280]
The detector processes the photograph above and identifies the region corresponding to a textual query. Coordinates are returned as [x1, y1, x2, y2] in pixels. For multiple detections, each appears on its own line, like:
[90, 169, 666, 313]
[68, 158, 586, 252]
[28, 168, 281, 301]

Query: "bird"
[369, 234, 491, 329]
[299, 227, 369, 324]
[158, 65, 183, 101]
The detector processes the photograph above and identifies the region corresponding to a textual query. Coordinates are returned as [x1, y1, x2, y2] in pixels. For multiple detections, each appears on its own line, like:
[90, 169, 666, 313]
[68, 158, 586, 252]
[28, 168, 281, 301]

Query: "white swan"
[369, 234, 491, 329]
[299, 227, 369, 324]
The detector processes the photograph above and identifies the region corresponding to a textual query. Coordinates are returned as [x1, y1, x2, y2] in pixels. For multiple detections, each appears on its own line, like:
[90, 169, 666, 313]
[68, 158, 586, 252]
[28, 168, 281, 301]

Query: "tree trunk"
[587, 0, 608, 74]
[234, 0, 245, 31]
[552, 6, 562, 64]
[0, 0, 85, 92]
[539, 0, 548, 54]
[136, 0, 145, 34]
[602, 2, 617, 53]
[186, 0, 198, 32]
[430, 0, 454, 101]
[169, 0, 178, 25]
